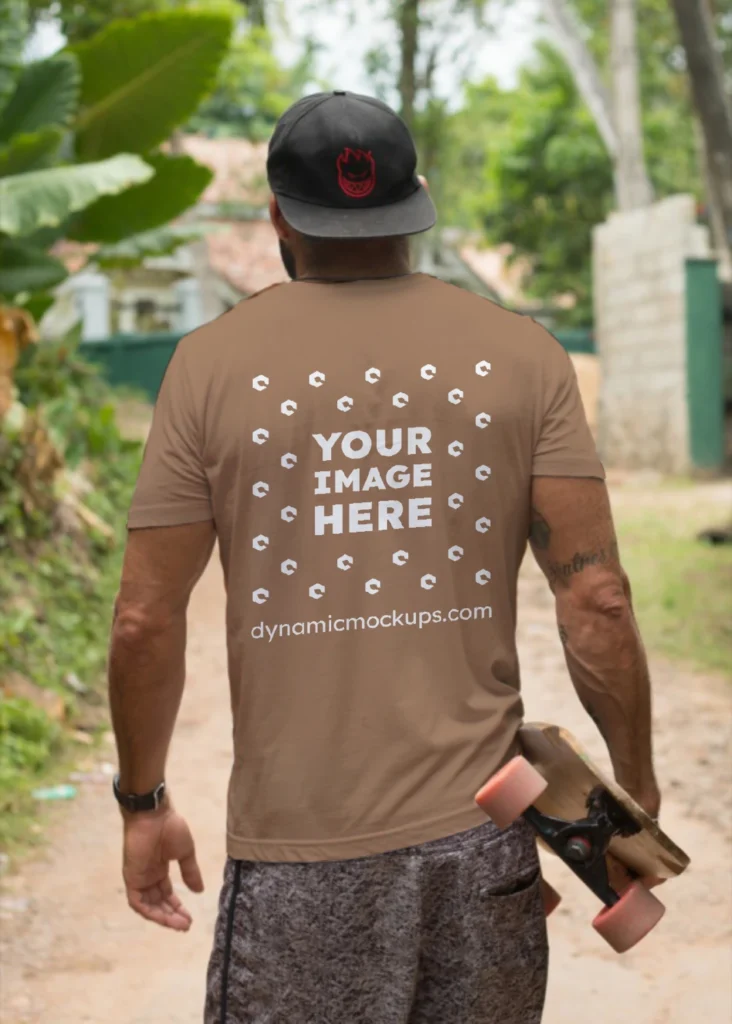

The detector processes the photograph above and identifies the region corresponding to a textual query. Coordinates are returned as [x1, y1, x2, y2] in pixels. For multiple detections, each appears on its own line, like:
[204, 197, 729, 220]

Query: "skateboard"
[475, 722, 690, 953]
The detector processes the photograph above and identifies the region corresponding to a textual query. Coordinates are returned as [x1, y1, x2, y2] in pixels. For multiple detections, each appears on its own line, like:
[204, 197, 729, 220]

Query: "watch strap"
[113, 775, 166, 813]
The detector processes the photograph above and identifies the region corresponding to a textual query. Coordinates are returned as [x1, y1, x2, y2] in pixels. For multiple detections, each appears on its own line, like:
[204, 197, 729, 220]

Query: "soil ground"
[2, 511, 731, 1023]
[2, 379, 731, 1023]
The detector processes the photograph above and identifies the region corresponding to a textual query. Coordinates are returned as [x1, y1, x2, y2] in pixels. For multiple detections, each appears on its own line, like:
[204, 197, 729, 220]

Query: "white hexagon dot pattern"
[249, 365, 500, 601]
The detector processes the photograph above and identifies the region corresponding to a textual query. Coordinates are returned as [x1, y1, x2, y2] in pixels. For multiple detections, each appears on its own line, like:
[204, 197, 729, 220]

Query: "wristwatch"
[113, 775, 166, 813]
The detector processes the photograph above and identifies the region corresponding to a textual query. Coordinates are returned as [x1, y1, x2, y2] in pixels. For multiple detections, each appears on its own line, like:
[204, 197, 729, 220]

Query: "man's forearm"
[557, 590, 657, 800]
[108, 610, 187, 794]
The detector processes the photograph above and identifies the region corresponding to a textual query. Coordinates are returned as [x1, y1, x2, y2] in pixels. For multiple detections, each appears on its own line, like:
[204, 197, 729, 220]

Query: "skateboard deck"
[518, 722, 689, 881]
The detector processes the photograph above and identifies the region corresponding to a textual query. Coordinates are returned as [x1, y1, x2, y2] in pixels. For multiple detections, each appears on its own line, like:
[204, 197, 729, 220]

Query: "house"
[46, 136, 556, 340]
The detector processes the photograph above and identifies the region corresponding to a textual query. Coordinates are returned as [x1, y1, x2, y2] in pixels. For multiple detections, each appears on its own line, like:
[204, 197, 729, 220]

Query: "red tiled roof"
[205, 219, 287, 295]
[177, 135, 269, 206]
[459, 243, 539, 309]
[52, 240, 98, 273]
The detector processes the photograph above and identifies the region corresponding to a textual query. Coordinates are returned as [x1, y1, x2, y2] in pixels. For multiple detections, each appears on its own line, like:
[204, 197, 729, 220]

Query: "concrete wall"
[593, 194, 710, 473]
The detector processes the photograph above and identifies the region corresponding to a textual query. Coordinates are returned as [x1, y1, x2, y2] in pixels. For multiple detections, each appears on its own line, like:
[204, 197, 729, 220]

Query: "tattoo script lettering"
[548, 542, 619, 587]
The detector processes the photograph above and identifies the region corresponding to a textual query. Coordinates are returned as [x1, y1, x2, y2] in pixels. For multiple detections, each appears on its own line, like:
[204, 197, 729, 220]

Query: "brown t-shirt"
[128, 273, 604, 862]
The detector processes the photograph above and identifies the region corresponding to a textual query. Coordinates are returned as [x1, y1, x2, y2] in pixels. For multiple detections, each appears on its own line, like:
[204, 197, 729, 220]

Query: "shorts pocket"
[477, 871, 547, 956]
[479, 865, 542, 899]
[473, 817, 541, 899]
[474, 873, 549, 1022]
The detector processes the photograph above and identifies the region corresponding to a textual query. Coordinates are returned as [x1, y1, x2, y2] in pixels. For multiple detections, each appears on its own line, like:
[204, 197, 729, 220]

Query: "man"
[109, 92, 661, 1023]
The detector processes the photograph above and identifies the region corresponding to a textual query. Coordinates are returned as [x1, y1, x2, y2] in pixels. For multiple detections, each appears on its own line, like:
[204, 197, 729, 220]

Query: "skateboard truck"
[476, 727, 691, 952]
[522, 786, 641, 907]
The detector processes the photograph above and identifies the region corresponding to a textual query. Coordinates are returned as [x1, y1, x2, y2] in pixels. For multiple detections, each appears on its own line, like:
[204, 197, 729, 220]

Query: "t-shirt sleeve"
[127, 340, 213, 529]
[532, 334, 605, 479]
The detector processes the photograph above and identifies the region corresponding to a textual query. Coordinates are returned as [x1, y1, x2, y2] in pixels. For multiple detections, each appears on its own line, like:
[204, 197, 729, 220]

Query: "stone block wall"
[593, 194, 710, 473]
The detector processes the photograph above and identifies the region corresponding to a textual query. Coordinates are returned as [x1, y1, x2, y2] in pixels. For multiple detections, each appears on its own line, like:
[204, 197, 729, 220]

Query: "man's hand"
[626, 780, 662, 822]
[122, 804, 204, 931]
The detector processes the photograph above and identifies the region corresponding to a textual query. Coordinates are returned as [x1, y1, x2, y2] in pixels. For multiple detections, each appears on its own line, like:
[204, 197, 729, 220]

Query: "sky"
[27, 0, 541, 104]
[275, 0, 541, 103]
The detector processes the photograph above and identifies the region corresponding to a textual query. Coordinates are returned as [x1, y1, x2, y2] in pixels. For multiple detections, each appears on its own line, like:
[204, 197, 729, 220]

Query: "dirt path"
[2, 541, 731, 1023]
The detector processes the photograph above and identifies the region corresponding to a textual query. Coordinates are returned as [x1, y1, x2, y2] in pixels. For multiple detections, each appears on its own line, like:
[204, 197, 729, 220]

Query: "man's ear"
[269, 195, 288, 240]
[418, 175, 430, 194]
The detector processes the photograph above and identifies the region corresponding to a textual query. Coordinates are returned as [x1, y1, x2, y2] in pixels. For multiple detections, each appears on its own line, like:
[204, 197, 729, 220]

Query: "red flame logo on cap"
[336, 148, 376, 199]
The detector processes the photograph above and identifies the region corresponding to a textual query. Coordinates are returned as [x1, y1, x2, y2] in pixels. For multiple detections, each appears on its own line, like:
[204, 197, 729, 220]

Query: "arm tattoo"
[529, 508, 551, 550]
[548, 541, 619, 588]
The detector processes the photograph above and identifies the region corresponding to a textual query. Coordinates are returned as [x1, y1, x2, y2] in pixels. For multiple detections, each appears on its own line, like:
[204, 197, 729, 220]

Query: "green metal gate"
[81, 327, 596, 402]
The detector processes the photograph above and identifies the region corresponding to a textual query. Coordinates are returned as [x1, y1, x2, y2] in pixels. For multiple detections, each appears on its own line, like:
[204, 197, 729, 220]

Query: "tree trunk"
[541, 0, 618, 158]
[398, 0, 420, 130]
[610, 0, 654, 209]
[693, 115, 732, 278]
[671, 0, 732, 267]
[245, 0, 266, 28]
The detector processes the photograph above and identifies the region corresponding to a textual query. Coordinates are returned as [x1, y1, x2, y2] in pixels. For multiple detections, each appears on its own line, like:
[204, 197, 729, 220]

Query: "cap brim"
[275, 185, 436, 240]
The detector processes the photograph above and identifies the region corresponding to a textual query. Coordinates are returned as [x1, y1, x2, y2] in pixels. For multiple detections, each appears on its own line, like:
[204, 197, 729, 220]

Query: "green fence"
[685, 258, 725, 471]
[553, 328, 596, 355]
[80, 332, 182, 400]
[81, 326, 596, 401]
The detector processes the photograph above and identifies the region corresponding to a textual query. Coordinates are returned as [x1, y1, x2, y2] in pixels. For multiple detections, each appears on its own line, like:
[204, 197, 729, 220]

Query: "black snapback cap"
[266, 91, 437, 240]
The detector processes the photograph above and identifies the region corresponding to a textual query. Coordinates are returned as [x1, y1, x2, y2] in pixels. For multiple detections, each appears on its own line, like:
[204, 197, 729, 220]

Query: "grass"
[615, 497, 732, 677]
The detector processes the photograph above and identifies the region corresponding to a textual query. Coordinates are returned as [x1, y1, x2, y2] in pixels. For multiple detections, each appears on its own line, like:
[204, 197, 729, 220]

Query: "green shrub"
[0, 334, 143, 849]
[0, 697, 62, 793]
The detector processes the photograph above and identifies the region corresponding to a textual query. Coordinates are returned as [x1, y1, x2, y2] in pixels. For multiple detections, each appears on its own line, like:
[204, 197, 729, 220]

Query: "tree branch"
[541, 0, 618, 159]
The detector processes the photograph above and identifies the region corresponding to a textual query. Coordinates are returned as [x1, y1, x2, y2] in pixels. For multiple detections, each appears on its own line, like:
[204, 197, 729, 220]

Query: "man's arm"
[109, 521, 215, 793]
[108, 520, 215, 930]
[529, 476, 660, 817]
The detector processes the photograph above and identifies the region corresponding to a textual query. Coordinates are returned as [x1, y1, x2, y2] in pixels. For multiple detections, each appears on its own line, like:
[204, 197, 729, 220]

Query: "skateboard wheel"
[541, 878, 562, 917]
[592, 881, 666, 953]
[475, 756, 548, 828]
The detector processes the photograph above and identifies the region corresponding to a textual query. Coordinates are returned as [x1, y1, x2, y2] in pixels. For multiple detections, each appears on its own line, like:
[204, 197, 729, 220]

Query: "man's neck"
[297, 259, 412, 282]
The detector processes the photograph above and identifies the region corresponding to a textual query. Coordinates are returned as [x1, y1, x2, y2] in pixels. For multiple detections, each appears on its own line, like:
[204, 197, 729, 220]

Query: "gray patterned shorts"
[205, 818, 547, 1023]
